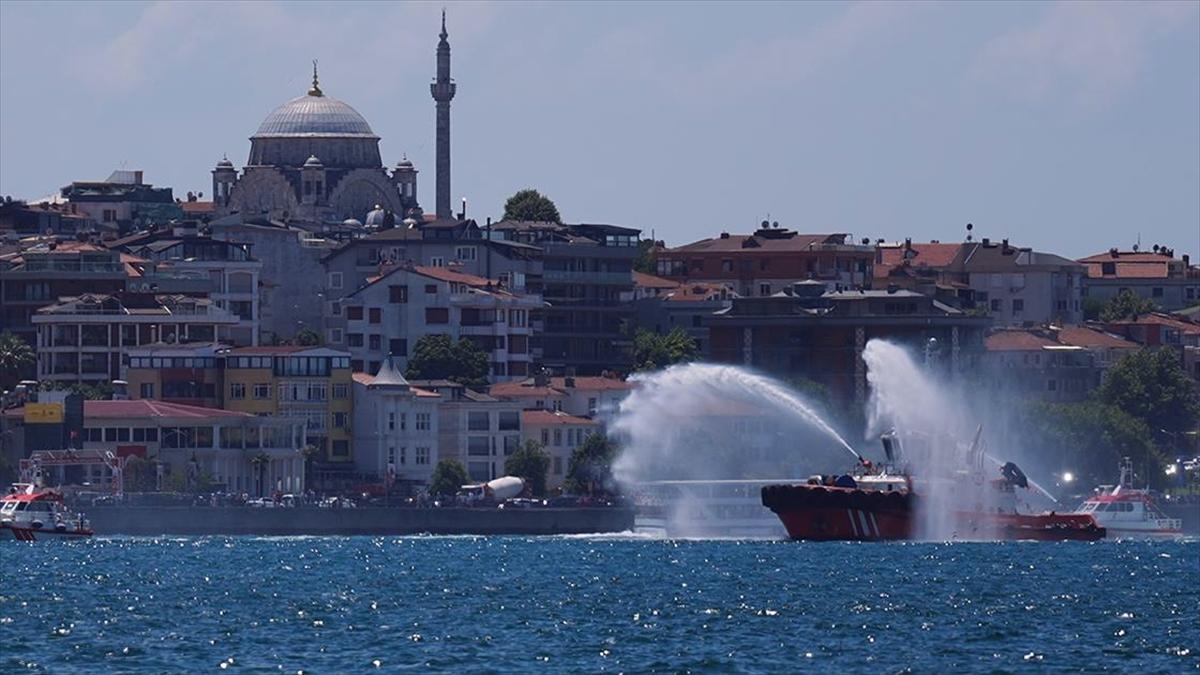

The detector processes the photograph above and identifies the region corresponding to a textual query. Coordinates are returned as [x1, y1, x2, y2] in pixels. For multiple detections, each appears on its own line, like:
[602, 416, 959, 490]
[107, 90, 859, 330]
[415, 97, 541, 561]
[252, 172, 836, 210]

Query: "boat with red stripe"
[1, 484, 93, 541]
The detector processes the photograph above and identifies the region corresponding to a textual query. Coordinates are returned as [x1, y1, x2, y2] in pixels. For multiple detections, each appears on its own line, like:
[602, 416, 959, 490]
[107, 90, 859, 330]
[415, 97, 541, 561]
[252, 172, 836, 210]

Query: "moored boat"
[1, 484, 94, 541]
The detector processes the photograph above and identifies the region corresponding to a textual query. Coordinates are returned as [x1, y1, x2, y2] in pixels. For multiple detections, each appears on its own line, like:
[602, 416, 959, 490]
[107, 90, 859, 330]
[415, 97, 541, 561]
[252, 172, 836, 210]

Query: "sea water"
[2, 536, 1196, 673]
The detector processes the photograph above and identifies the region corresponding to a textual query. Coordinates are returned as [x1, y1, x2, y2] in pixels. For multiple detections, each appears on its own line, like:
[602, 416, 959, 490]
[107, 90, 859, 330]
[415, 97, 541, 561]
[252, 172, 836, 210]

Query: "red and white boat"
[761, 430, 1106, 542]
[1071, 459, 1183, 539]
[1, 484, 93, 541]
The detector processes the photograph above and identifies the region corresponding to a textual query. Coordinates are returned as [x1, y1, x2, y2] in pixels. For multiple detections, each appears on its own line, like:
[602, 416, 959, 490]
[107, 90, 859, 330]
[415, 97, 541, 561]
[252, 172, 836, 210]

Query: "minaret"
[430, 10, 456, 220]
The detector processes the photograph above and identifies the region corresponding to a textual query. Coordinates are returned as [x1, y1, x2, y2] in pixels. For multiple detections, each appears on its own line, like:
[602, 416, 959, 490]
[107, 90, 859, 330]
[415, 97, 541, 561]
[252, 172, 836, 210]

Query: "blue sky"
[1, 1, 1197, 258]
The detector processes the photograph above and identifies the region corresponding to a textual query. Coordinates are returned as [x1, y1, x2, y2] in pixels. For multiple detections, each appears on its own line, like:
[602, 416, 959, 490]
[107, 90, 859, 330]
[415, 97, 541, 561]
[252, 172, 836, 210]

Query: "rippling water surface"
[1, 536, 1196, 673]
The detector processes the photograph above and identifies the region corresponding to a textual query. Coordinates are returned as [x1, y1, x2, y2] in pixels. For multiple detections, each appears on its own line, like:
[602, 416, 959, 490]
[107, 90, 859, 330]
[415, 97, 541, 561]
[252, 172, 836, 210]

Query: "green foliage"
[38, 380, 113, 400]
[1081, 296, 1107, 322]
[0, 331, 34, 391]
[1096, 348, 1200, 447]
[503, 189, 561, 223]
[565, 432, 618, 495]
[122, 456, 159, 492]
[1100, 290, 1158, 322]
[1016, 400, 1164, 488]
[632, 328, 699, 372]
[428, 458, 469, 497]
[295, 328, 322, 346]
[504, 440, 551, 497]
[633, 239, 658, 275]
[405, 335, 490, 388]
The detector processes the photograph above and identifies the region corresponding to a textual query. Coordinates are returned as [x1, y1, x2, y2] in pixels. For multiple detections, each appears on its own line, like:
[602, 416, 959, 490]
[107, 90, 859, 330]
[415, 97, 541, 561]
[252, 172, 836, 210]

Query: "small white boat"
[1, 484, 94, 541]
[1072, 460, 1183, 539]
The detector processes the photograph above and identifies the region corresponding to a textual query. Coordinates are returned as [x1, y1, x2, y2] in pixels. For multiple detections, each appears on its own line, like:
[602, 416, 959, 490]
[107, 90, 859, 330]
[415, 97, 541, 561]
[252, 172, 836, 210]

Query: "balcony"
[542, 270, 631, 285]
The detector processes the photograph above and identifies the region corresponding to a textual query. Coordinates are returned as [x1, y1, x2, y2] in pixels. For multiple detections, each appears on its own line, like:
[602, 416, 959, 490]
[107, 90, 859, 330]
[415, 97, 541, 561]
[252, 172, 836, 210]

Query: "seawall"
[86, 506, 635, 536]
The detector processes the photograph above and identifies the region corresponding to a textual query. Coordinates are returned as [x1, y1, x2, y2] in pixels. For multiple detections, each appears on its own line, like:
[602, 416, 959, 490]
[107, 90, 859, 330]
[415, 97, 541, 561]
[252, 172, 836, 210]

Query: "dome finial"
[440, 8, 448, 41]
[308, 59, 323, 97]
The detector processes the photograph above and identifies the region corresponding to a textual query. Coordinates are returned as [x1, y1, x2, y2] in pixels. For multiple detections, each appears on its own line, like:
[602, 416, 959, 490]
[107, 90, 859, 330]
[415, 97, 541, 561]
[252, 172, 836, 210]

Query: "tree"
[405, 335, 489, 388]
[122, 456, 159, 492]
[39, 380, 112, 400]
[633, 239, 658, 275]
[0, 331, 34, 392]
[428, 458, 469, 497]
[632, 328, 699, 372]
[1017, 400, 1164, 488]
[1100, 290, 1158, 322]
[503, 189, 561, 223]
[504, 440, 551, 497]
[295, 328, 322, 346]
[1082, 297, 1107, 322]
[1096, 348, 1200, 448]
[565, 432, 618, 495]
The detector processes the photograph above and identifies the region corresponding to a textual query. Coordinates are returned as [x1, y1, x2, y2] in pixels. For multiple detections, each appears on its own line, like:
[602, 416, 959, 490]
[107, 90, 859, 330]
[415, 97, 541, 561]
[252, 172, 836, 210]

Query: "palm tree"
[0, 331, 34, 392]
[250, 452, 270, 498]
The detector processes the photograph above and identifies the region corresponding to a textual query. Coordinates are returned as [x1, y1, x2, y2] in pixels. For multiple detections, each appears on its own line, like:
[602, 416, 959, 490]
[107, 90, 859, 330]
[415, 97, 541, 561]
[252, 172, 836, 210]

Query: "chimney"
[981, 237, 991, 247]
[719, 232, 730, 239]
[886, 284, 899, 294]
[904, 237, 912, 250]
[564, 376, 576, 388]
[133, 170, 144, 185]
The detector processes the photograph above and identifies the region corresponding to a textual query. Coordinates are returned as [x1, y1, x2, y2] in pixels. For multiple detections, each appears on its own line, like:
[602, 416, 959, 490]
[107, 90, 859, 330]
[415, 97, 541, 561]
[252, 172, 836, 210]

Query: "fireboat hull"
[1, 523, 94, 542]
[762, 485, 1106, 542]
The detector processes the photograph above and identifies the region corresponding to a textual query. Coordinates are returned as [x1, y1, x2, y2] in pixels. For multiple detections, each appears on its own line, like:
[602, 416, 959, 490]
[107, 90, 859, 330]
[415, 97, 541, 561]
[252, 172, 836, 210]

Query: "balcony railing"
[541, 270, 631, 284]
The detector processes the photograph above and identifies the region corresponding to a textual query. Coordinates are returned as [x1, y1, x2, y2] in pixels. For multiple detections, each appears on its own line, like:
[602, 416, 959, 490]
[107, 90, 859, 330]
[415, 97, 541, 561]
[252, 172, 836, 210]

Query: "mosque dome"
[253, 94, 377, 138]
[215, 157, 235, 169]
[303, 154, 324, 168]
[364, 205, 388, 228]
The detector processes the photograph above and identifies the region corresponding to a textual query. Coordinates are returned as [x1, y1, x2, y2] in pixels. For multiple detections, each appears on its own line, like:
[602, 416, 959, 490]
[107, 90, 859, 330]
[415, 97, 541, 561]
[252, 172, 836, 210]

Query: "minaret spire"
[308, 59, 323, 97]
[431, 10, 456, 219]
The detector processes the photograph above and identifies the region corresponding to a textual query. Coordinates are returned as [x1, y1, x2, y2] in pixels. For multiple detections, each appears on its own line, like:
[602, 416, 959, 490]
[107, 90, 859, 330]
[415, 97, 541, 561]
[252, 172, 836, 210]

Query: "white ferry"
[1072, 460, 1183, 539]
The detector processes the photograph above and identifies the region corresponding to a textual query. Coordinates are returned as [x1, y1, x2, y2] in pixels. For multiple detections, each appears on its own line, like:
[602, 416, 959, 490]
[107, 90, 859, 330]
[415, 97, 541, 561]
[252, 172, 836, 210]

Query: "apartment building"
[1079, 248, 1200, 311]
[409, 379, 523, 483]
[340, 264, 540, 381]
[351, 358, 441, 489]
[520, 409, 599, 490]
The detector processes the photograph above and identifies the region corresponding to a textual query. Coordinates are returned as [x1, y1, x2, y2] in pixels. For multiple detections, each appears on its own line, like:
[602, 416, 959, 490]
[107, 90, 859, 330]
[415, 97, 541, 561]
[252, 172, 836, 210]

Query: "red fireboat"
[761, 429, 1105, 542]
[1, 484, 94, 542]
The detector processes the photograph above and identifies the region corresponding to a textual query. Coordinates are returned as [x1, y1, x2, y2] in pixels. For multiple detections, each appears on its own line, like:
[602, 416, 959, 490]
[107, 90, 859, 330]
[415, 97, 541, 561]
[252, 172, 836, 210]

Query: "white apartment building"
[339, 263, 541, 381]
[351, 358, 441, 489]
[410, 379, 524, 483]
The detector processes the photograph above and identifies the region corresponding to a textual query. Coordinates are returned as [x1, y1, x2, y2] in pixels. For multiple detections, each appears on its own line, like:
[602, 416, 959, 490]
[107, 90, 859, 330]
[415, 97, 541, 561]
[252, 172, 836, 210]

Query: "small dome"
[303, 154, 324, 168]
[254, 94, 377, 138]
[365, 205, 388, 227]
[395, 157, 414, 170]
[402, 217, 418, 229]
[215, 157, 234, 169]
[343, 218, 363, 228]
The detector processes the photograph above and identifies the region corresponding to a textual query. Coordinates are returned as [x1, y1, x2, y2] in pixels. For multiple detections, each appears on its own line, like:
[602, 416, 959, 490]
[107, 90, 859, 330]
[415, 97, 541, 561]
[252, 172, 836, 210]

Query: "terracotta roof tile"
[1054, 326, 1138, 349]
[632, 271, 680, 289]
[985, 330, 1059, 351]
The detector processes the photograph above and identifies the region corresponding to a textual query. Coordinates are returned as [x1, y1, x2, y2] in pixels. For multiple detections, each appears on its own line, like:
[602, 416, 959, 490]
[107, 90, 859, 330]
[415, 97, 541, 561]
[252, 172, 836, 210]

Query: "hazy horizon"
[1, 1, 1197, 258]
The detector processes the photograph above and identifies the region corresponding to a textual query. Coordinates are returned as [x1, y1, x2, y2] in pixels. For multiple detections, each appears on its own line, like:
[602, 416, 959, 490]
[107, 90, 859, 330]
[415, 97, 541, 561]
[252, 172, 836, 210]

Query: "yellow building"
[223, 347, 354, 470]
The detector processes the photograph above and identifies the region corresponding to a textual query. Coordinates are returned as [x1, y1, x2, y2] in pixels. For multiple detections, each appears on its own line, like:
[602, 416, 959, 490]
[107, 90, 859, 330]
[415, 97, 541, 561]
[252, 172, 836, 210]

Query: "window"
[333, 383, 349, 399]
[389, 338, 407, 356]
[388, 412, 395, 431]
[140, 383, 155, 399]
[990, 299, 1002, 312]
[327, 328, 343, 344]
[1101, 262, 1116, 275]
[429, 256, 445, 267]
[369, 335, 381, 351]
[369, 308, 382, 324]
[553, 429, 563, 446]
[1152, 287, 1164, 298]
[416, 447, 430, 465]
[389, 285, 408, 303]
[332, 440, 349, 457]
[102, 208, 117, 223]
[722, 259, 733, 273]
[399, 413, 407, 431]
[230, 383, 246, 400]
[253, 383, 271, 399]
[498, 411, 520, 431]
[415, 413, 431, 431]
[692, 315, 703, 328]
[399, 447, 407, 465]
[553, 456, 562, 476]
[426, 308, 449, 324]
[328, 272, 343, 290]
[333, 412, 348, 429]
[759, 283, 771, 296]
[467, 436, 490, 456]
[1012, 299, 1024, 313]
[588, 398, 598, 416]
[346, 306, 364, 321]
[351, 359, 364, 372]
[456, 246, 477, 261]
[117, 428, 130, 442]
[425, 284, 438, 294]
[348, 333, 364, 347]
[468, 412, 490, 431]
[369, 361, 380, 374]
[541, 428, 549, 445]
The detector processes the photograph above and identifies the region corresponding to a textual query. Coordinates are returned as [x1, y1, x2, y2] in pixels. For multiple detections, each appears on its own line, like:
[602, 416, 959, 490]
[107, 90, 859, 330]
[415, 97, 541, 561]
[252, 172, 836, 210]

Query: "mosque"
[211, 14, 456, 226]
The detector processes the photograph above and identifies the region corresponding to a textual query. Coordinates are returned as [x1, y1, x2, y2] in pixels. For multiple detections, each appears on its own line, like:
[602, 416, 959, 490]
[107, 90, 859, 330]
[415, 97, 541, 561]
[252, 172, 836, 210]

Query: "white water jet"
[862, 339, 1003, 540]
[611, 363, 858, 536]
